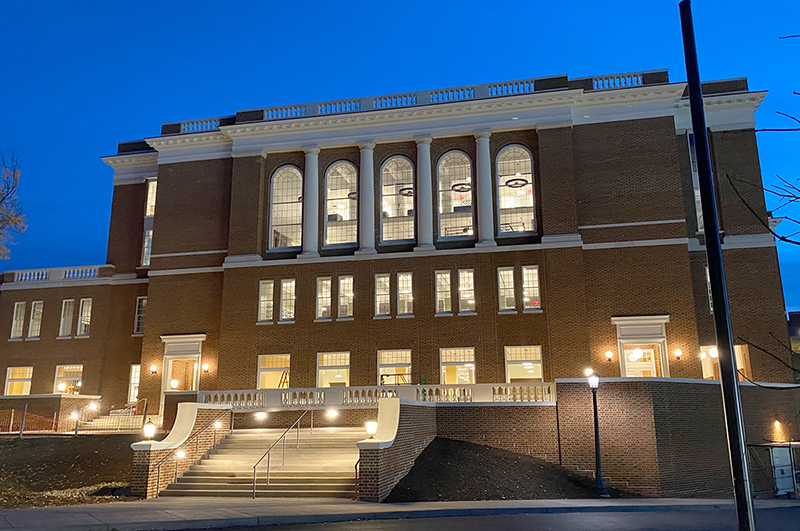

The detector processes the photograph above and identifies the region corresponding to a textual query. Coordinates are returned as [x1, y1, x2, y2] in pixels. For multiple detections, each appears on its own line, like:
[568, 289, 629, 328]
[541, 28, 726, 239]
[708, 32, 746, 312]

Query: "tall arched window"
[380, 156, 415, 242]
[270, 165, 303, 249]
[325, 161, 358, 246]
[496, 145, 535, 235]
[437, 151, 474, 238]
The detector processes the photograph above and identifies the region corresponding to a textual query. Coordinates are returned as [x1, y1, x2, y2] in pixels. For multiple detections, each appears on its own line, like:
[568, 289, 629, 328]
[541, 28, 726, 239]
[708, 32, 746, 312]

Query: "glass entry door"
[623, 346, 658, 377]
[167, 358, 198, 391]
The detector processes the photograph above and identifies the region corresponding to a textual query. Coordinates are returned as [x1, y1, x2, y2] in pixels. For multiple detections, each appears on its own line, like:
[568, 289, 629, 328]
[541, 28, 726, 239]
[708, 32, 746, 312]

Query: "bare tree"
[0, 153, 27, 258]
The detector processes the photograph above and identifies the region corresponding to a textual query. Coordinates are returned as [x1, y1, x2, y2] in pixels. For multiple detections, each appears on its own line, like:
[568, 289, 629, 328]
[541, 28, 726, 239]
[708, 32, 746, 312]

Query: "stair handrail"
[155, 408, 232, 497]
[252, 409, 308, 498]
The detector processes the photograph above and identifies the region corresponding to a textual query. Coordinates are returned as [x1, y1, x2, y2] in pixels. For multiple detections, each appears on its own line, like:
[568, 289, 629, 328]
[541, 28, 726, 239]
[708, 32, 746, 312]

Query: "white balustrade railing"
[487, 79, 537, 97]
[179, 118, 222, 133]
[12, 266, 101, 283]
[591, 73, 643, 91]
[197, 383, 554, 410]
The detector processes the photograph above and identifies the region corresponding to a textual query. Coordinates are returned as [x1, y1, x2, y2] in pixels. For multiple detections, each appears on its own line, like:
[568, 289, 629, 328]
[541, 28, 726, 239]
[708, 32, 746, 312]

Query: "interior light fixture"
[709, 347, 719, 358]
[57, 382, 67, 392]
[150, 364, 158, 374]
[629, 349, 644, 362]
[170, 379, 179, 389]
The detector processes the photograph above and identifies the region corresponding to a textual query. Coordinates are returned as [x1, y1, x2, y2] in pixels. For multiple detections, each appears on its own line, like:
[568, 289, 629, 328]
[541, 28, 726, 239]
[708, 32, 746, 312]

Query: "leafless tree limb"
[0, 153, 27, 259]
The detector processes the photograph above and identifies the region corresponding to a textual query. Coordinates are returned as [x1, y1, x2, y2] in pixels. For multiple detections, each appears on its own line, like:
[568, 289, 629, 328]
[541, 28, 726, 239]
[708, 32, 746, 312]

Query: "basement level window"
[440, 348, 475, 384]
[258, 354, 290, 389]
[54, 364, 83, 394]
[4, 366, 32, 396]
[318, 352, 350, 387]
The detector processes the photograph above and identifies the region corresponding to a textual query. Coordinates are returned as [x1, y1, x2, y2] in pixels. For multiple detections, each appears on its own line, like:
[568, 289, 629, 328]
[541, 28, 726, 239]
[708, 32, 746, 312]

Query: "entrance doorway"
[160, 334, 206, 415]
[622, 345, 659, 377]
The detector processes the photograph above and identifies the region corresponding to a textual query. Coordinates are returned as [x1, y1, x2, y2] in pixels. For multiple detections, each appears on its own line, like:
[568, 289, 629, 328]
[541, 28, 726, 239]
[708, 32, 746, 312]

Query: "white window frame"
[258, 354, 290, 389]
[28, 301, 43, 339]
[77, 298, 92, 337]
[375, 273, 391, 317]
[323, 160, 358, 248]
[439, 347, 476, 385]
[128, 364, 141, 403]
[279, 279, 296, 322]
[134, 297, 147, 335]
[316, 277, 332, 320]
[705, 265, 713, 314]
[688, 133, 704, 233]
[141, 229, 153, 267]
[380, 155, 416, 244]
[495, 144, 536, 237]
[316, 352, 350, 387]
[59, 299, 74, 338]
[497, 267, 516, 312]
[10, 301, 25, 339]
[611, 315, 670, 379]
[4, 366, 33, 396]
[435, 270, 452, 315]
[145, 179, 157, 217]
[378, 350, 412, 385]
[338, 276, 354, 320]
[436, 150, 475, 240]
[269, 165, 304, 250]
[397, 273, 413, 316]
[522, 265, 542, 312]
[258, 280, 274, 323]
[54, 364, 83, 394]
[504, 346, 543, 383]
[457, 269, 476, 314]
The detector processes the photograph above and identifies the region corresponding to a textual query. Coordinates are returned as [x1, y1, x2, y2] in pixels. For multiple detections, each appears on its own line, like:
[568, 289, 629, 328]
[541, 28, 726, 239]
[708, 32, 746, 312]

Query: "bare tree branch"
[725, 172, 800, 245]
[0, 153, 27, 258]
[779, 34, 800, 39]
[737, 336, 798, 373]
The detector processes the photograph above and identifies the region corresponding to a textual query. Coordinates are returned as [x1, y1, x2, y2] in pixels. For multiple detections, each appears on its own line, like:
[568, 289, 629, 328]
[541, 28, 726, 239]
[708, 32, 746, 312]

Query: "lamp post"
[588, 374, 610, 498]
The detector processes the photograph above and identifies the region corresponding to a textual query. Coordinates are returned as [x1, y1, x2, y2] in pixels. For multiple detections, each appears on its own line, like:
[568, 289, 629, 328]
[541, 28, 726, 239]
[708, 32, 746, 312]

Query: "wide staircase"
[161, 427, 363, 498]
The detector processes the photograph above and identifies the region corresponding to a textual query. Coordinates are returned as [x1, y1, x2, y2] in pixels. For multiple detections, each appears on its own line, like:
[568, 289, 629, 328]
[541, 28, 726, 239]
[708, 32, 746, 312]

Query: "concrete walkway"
[0, 497, 797, 531]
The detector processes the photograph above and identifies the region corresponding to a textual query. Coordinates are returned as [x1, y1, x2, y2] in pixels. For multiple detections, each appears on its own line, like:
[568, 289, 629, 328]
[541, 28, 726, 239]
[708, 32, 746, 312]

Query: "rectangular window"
[11, 301, 25, 339]
[705, 265, 713, 314]
[317, 352, 350, 387]
[375, 274, 390, 317]
[28, 301, 43, 338]
[258, 280, 274, 322]
[440, 348, 475, 384]
[458, 269, 475, 313]
[378, 350, 412, 385]
[701, 345, 748, 381]
[54, 364, 83, 394]
[280, 279, 296, 321]
[141, 229, 153, 267]
[505, 346, 543, 383]
[688, 133, 704, 233]
[128, 365, 141, 403]
[522, 266, 541, 311]
[397, 273, 413, 316]
[316, 277, 332, 319]
[498, 267, 516, 312]
[338, 276, 354, 319]
[134, 297, 147, 334]
[59, 299, 74, 337]
[436, 270, 452, 314]
[258, 354, 290, 389]
[77, 298, 92, 336]
[4, 366, 32, 396]
[145, 180, 157, 217]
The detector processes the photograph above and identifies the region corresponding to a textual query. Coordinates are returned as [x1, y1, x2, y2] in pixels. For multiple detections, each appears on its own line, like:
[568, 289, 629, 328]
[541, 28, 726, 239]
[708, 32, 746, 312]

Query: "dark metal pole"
[18, 404, 27, 438]
[679, 2, 755, 529]
[591, 387, 610, 497]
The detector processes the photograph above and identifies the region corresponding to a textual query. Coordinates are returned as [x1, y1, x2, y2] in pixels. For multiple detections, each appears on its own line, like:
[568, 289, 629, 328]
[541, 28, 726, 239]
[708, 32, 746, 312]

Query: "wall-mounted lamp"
[69, 411, 78, 420]
[57, 382, 67, 392]
[150, 364, 158, 375]
[674, 349, 683, 360]
[176, 450, 186, 459]
[605, 351, 613, 361]
[214, 421, 222, 430]
[201, 363, 209, 374]
[169, 379, 179, 390]
[89, 402, 97, 411]
[584, 368, 594, 377]
[709, 347, 719, 359]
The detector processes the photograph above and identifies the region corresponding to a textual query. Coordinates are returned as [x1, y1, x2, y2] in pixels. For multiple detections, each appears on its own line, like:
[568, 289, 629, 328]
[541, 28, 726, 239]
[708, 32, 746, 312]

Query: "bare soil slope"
[0, 435, 138, 508]
[385, 438, 631, 502]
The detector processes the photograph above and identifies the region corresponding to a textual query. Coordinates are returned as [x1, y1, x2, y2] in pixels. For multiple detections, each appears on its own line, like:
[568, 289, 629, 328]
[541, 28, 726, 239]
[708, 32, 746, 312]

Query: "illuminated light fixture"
[69, 411, 78, 420]
[326, 409, 339, 419]
[515, 172, 522, 177]
[150, 364, 158, 374]
[89, 402, 97, 411]
[467, 228, 474, 235]
[255, 412, 267, 420]
[202, 363, 209, 374]
[628, 348, 644, 362]
[170, 379, 179, 389]
[400, 290, 412, 294]
[465, 363, 475, 368]
[57, 382, 67, 392]
[700, 352, 707, 359]
[143, 419, 156, 439]
[518, 225, 525, 231]
[674, 349, 683, 360]
[709, 347, 719, 359]
[588, 374, 600, 389]
[605, 351, 614, 361]
[527, 370, 536, 374]
[346, 293, 354, 297]
[214, 421, 222, 430]
[468, 299, 475, 304]
[365, 420, 378, 439]
[176, 450, 186, 459]
[584, 368, 594, 377]
[774, 420, 782, 429]
[335, 374, 343, 378]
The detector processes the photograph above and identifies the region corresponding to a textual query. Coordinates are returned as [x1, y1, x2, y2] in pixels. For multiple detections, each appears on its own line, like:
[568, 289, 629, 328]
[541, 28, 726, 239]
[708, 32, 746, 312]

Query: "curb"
[6, 501, 796, 531]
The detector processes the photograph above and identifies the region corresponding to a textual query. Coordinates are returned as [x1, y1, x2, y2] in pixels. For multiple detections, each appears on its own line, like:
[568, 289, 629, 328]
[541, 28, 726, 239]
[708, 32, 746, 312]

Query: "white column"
[414, 135, 435, 252]
[474, 130, 496, 247]
[356, 141, 377, 255]
[299, 146, 320, 258]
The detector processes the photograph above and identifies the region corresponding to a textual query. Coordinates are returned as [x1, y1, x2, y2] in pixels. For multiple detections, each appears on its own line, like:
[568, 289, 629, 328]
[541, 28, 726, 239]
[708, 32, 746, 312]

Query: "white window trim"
[316, 277, 333, 321]
[4, 366, 33, 396]
[457, 269, 476, 315]
[375, 273, 391, 318]
[435, 270, 453, 315]
[316, 352, 351, 387]
[279, 279, 296, 323]
[611, 315, 670, 378]
[522, 265, 542, 313]
[10, 301, 25, 339]
[377, 349, 413, 385]
[268, 165, 303, 251]
[436, 150, 476, 241]
[59, 299, 74, 338]
[338, 276, 354, 320]
[128, 364, 141, 403]
[27, 301, 43, 339]
[257, 354, 291, 389]
[323, 160, 358, 249]
[495, 144, 536, 238]
[53, 364, 83, 394]
[439, 347, 476, 385]
[397, 272, 413, 316]
[379, 155, 416, 245]
[77, 298, 92, 337]
[145, 179, 157, 218]
[258, 280, 275, 323]
[497, 267, 516, 313]
[133, 296, 147, 335]
[504, 346, 543, 383]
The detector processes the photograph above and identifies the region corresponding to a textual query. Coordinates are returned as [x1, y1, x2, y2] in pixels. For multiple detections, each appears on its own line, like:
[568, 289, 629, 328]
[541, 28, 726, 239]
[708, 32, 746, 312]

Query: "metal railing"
[155, 409, 232, 497]
[252, 410, 308, 498]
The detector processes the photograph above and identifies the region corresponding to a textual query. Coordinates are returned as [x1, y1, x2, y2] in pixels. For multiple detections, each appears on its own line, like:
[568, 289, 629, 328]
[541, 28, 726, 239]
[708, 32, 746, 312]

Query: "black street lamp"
[588, 374, 610, 498]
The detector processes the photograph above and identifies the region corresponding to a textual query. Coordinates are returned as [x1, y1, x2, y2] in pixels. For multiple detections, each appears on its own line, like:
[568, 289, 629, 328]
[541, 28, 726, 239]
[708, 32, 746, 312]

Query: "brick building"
[0, 69, 792, 417]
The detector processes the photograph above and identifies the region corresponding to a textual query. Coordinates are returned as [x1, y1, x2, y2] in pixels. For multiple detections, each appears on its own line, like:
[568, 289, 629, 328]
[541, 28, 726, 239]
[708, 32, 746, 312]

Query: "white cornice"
[1, 277, 148, 291]
[674, 91, 767, 132]
[145, 131, 232, 165]
[101, 151, 159, 186]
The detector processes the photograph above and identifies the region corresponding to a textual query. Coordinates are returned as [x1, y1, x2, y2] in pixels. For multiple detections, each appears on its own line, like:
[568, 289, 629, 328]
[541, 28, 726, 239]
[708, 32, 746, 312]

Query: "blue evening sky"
[0, 1, 798, 311]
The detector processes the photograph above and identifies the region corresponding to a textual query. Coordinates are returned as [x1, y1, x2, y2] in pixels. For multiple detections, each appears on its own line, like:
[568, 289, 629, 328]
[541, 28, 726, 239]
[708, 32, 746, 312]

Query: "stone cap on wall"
[131, 403, 229, 451]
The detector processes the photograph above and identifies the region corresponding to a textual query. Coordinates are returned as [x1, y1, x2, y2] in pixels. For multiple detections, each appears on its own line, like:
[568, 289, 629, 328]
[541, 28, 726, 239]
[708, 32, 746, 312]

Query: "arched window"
[270, 165, 303, 249]
[437, 151, 474, 238]
[325, 161, 358, 246]
[380, 156, 415, 242]
[496, 145, 535, 235]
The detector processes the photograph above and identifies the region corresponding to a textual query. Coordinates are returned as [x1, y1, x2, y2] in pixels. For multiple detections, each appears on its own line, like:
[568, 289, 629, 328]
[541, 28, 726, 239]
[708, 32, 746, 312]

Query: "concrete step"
[184, 469, 355, 478]
[160, 488, 355, 498]
[176, 476, 355, 485]
[168, 482, 354, 492]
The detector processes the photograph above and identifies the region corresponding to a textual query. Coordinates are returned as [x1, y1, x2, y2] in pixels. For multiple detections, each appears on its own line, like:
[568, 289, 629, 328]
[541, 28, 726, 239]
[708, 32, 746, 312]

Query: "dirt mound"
[385, 438, 631, 502]
[0, 435, 139, 508]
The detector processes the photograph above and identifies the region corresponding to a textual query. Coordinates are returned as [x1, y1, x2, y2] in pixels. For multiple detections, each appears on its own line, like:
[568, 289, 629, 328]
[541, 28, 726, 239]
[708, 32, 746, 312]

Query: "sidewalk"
[0, 497, 797, 531]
